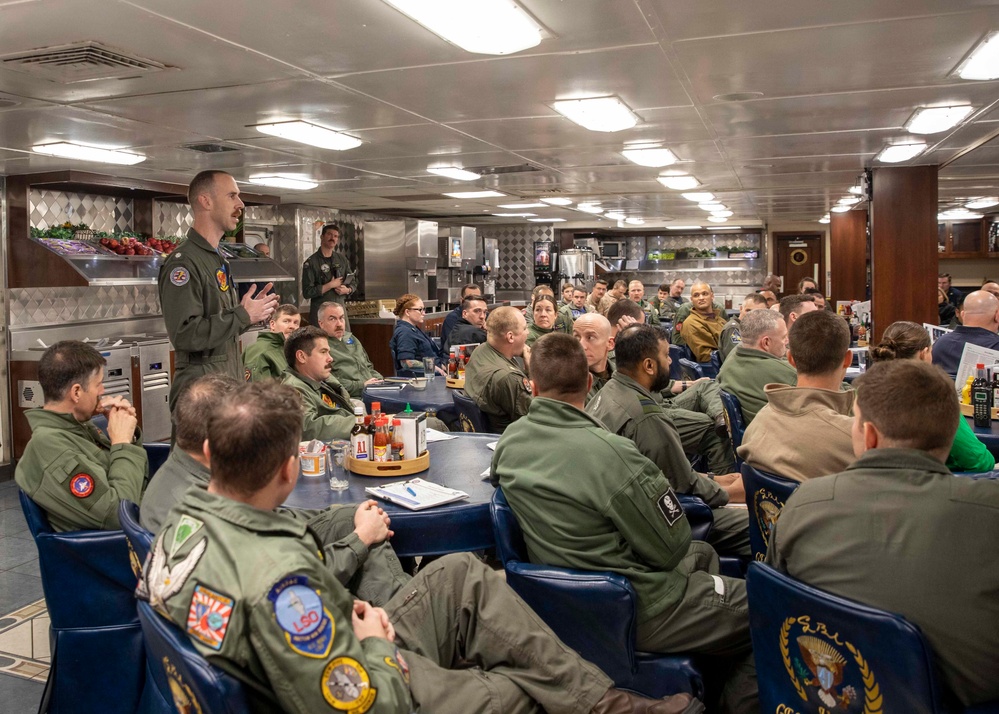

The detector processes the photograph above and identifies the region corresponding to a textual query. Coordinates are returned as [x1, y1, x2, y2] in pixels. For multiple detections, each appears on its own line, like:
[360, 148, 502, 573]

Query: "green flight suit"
[15, 409, 147, 532]
[652, 295, 687, 322]
[139, 448, 408, 606]
[718, 318, 741, 362]
[141, 488, 612, 714]
[717, 346, 797, 424]
[665, 381, 735, 474]
[328, 333, 382, 399]
[586, 373, 750, 556]
[634, 299, 661, 326]
[283, 369, 356, 442]
[242, 331, 288, 382]
[159, 229, 251, 409]
[302, 248, 353, 328]
[463, 342, 532, 433]
[493, 397, 756, 714]
[525, 322, 555, 347]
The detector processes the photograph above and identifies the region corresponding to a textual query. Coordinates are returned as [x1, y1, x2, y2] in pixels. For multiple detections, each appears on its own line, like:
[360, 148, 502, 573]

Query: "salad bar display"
[31, 223, 183, 257]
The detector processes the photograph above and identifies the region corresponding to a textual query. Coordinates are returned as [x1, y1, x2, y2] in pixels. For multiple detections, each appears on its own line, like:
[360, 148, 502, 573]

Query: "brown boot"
[590, 687, 705, 714]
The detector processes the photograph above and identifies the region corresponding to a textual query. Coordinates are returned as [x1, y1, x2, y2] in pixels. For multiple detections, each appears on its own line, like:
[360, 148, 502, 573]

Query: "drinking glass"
[423, 356, 436, 381]
[326, 441, 351, 491]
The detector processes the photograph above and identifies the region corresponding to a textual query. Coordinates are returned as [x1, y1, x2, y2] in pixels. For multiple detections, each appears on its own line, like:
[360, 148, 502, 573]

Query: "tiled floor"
[0, 480, 47, 713]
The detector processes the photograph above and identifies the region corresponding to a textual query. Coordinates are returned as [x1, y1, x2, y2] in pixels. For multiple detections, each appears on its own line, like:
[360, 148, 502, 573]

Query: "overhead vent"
[184, 143, 239, 154]
[1, 41, 170, 83]
[465, 163, 542, 176]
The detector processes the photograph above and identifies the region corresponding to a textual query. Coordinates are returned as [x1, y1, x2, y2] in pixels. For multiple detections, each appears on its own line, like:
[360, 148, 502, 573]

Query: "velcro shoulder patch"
[639, 398, 661, 415]
[656, 488, 684, 527]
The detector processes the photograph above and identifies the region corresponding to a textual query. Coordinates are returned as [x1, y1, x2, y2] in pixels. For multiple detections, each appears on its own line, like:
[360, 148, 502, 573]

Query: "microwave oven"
[599, 241, 625, 259]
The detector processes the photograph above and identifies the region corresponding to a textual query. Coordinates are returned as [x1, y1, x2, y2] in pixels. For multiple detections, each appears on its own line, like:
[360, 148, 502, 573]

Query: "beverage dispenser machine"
[533, 240, 558, 287]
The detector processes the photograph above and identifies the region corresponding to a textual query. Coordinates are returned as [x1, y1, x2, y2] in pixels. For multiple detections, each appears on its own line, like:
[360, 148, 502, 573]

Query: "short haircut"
[788, 310, 850, 375]
[803, 287, 825, 299]
[594, 278, 608, 287]
[533, 294, 557, 311]
[38, 341, 106, 402]
[321, 223, 340, 237]
[670, 278, 684, 287]
[317, 301, 344, 321]
[606, 297, 645, 326]
[869, 321, 931, 364]
[615, 324, 667, 372]
[284, 326, 328, 367]
[274, 304, 300, 320]
[460, 283, 481, 297]
[461, 295, 487, 312]
[173, 374, 240, 452]
[613, 280, 627, 290]
[797, 276, 817, 291]
[208, 382, 304, 496]
[188, 170, 230, 206]
[938, 272, 951, 279]
[486, 306, 523, 338]
[253, 242, 268, 252]
[740, 308, 785, 344]
[778, 294, 816, 322]
[744, 292, 768, 307]
[658, 282, 671, 292]
[529, 333, 588, 399]
[393, 293, 421, 317]
[854, 360, 959, 452]
[572, 286, 587, 296]
[531, 285, 554, 299]
[562, 283, 574, 292]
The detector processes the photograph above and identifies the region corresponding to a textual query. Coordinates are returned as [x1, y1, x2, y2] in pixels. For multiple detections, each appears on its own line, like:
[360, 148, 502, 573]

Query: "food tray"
[446, 377, 465, 388]
[959, 403, 999, 420]
[347, 451, 430, 477]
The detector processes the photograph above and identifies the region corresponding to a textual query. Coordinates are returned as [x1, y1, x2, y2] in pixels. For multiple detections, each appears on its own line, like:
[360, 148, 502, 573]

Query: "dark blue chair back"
[747, 563, 946, 714]
[668, 344, 692, 381]
[19, 490, 146, 714]
[451, 389, 493, 433]
[740, 464, 800, 562]
[119, 499, 154, 565]
[678, 357, 718, 380]
[720, 389, 747, 466]
[710, 350, 722, 374]
[677, 494, 713, 542]
[490, 489, 703, 699]
[138, 600, 250, 714]
[143, 442, 171, 475]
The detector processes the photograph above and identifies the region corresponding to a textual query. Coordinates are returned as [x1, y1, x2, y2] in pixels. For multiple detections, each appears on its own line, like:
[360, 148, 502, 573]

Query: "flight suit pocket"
[52, 453, 109, 511]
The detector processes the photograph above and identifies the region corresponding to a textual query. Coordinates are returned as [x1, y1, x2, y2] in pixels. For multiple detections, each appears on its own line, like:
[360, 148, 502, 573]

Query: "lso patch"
[321, 657, 376, 712]
[186, 585, 233, 651]
[656, 488, 683, 527]
[268, 575, 334, 658]
[169, 267, 190, 286]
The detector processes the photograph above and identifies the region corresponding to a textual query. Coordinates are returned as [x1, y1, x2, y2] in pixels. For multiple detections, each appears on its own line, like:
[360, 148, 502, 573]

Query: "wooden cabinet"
[938, 220, 986, 258]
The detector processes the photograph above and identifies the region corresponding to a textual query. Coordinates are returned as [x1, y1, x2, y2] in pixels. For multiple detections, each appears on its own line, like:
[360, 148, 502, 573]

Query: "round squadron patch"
[322, 394, 334, 408]
[69, 473, 94, 498]
[321, 657, 376, 712]
[215, 268, 229, 292]
[521, 377, 531, 392]
[169, 267, 190, 287]
[321, 263, 330, 274]
[244, 367, 252, 382]
[268, 575, 334, 658]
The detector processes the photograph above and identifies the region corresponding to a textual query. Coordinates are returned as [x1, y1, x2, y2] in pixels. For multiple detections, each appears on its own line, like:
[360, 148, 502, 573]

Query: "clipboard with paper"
[365, 477, 469, 511]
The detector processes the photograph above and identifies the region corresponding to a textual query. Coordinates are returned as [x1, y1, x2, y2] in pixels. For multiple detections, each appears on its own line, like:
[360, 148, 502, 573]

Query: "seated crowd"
[13, 271, 999, 713]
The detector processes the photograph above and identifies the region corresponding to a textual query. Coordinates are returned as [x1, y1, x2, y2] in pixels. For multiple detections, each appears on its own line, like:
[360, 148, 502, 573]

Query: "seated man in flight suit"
[242, 303, 300, 382]
[16, 340, 147, 531]
[138, 380, 701, 714]
[318, 301, 383, 399]
[141, 373, 409, 606]
[494, 333, 757, 714]
[464, 306, 533, 433]
[282, 326, 356, 441]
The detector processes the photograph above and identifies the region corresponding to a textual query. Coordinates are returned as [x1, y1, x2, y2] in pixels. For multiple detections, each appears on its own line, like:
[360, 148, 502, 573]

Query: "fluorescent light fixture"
[939, 209, 983, 220]
[658, 173, 700, 190]
[698, 203, 724, 211]
[551, 96, 639, 133]
[711, 210, 734, 218]
[716, 226, 742, 230]
[624, 217, 645, 225]
[427, 166, 481, 180]
[905, 105, 974, 134]
[955, 31, 999, 80]
[443, 190, 506, 198]
[32, 142, 145, 165]
[540, 197, 573, 206]
[848, 184, 864, 195]
[966, 197, 999, 209]
[875, 142, 927, 163]
[667, 225, 702, 230]
[621, 146, 678, 167]
[497, 202, 545, 209]
[831, 205, 853, 213]
[528, 217, 566, 222]
[838, 196, 862, 205]
[382, 0, 547, 55]
[818, 216, 831, 224]
[707, 216, 728, 223]
[604, 211, 626, 220]
[254, 120, 362, 151]
[576, 203, 603, 214]
[493, 212, 536, 217]
[682, 192, 714, 202]
[248, 175, 318, 190]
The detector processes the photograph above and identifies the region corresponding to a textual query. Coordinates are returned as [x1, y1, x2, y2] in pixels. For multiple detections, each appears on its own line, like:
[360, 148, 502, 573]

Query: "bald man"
[982, 281, 999, 300]
[464, 306, 532, 433]
[572, 313, 616, 403]
[678, 282, 728, 361]
[931, 290, 999, 375]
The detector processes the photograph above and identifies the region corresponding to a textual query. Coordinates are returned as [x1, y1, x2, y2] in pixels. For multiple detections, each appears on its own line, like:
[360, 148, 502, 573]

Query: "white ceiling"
[0, 0, 997, 227]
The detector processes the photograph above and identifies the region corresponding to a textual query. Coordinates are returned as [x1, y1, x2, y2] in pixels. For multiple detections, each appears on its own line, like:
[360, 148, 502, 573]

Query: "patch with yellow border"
[322, 394, 334, 408]
[321, 657, 376, 712]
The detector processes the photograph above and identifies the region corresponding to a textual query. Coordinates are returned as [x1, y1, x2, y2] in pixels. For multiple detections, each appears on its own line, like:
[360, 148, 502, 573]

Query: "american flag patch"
[186, 584, 233, 651]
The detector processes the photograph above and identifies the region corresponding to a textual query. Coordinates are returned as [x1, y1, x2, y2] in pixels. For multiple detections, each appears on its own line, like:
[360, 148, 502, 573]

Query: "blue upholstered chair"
[119, 499, 154, 565]
[450, 389, 494, 433]
[677, 357, 718, 381]
[740, 464, 801, 562]
[719, 390, 747, 468]
[677, 494, 713, 542]
[747, 562, 961, 714]
[18, 490, 146, 714]
[709, 350, 723, 375]
[143, 442, 170, 476]
[137, 600, 249, 714]
[489, 489, 704, 699]
[668, 344, 693, 381]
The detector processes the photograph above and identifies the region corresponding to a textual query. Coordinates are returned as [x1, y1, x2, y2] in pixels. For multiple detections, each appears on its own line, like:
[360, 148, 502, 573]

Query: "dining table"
[362, 377, 459, 429]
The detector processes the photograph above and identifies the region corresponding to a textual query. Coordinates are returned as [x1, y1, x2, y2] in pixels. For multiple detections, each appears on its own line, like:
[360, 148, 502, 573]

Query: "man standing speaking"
[159, 170, 278, 407]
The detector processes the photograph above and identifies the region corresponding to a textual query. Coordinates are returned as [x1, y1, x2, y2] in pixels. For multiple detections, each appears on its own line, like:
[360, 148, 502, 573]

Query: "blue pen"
[406, 485, 418, 497]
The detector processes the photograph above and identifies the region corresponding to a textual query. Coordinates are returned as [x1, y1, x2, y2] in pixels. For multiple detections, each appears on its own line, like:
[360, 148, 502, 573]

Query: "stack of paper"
[365, 478, 469, 511]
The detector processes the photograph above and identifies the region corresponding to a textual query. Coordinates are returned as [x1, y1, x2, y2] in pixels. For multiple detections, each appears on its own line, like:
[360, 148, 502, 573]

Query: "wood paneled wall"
[830, 209, 868, 305]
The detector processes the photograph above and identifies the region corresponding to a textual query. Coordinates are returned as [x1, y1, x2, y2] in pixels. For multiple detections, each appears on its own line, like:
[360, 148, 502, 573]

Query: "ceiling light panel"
[32, 142, 145, 165]
[551, 96, 639, 133]
[254, 121, 362, 151]
[528, 217, 566, 222]
[905, 105, 974, 134]
[831, 205, 853, 213]
[621, 146, 678, 167]
[381, 0, 548, 55]
[576, 203, 603, 213]
[955, 31, 999, 80]
[540, 197, 573, 206]
[493, 212, 536, 217]
[443, 190, 506, 198]
[428, 166, 480, 180]
[682, 192, 715, 202]
[497, 202, 545, 209]
[966, 197, 999, 209]
[707, 216, 728, 222]
[667, 225, 702, 230]
[658, 174, 700, 190]
[875, 142, 927, 163]
[248, 175, 318, 190]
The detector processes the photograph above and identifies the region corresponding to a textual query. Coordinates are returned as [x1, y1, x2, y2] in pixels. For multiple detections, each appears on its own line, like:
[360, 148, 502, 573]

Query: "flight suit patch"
[321, 657, 376, 712]
[322, 394, 334, 408]
[383, 648, 410, 684]
[215, 268, 229, 292]
[244, 367, 252, 382]
[521, 377, 531, 392]
[268, 575, 334, 658]
[69, 472, 94, 498]
[186, 584, 233, 651]
[656, 488, 683, 527]
[171, 515, 204, 557]
[169, 267, 190, 286]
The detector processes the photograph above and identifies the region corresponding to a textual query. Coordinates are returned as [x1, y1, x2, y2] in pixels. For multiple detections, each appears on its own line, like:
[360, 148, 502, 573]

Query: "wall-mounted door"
[774, 232, 825, 297]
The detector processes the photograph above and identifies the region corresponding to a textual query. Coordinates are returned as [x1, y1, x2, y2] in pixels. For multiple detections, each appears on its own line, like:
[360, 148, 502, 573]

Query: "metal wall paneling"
[1, 175, 9, 466]
[476, 224, 554, 293]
